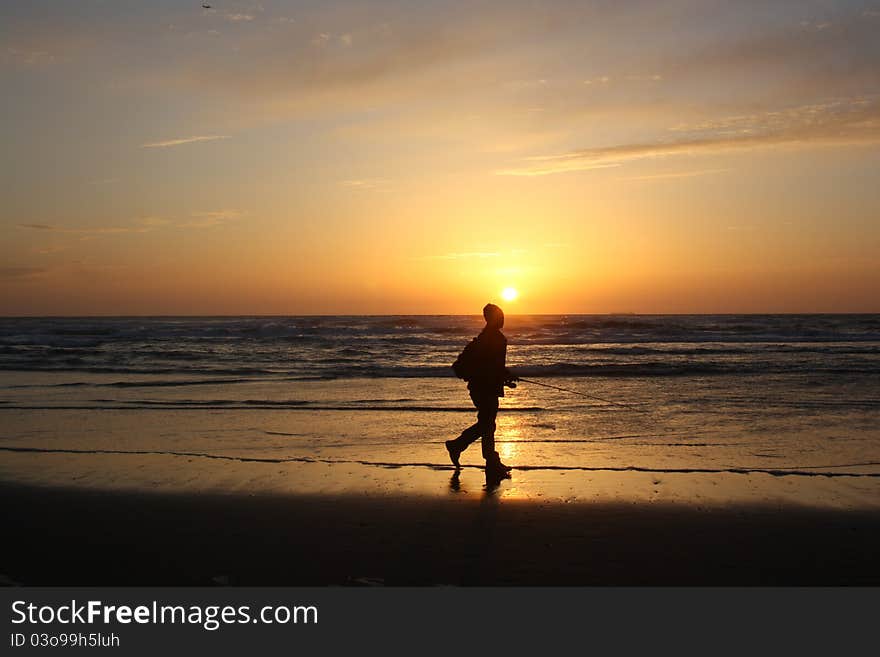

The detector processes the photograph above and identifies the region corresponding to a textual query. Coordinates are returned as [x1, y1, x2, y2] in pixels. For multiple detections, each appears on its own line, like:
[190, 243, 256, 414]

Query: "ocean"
[1, 315, 879, 503]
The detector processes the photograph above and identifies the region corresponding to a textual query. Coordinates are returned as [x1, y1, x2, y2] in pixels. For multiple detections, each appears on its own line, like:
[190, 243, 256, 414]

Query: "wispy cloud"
[33, 245, 68, 255]
[420, 252, 501, 260]
[141, 135, 230, 149]
[148, 1, 598, 120]
[4, 47, 54, 66]
[17, 223, 56, 231]
[340, 179, 391, 190]
[311, 33, 331, 46]
[16, 211, 242, 236]
[138, 217, 172, 228]
[17, 222, 154, 235]
[311, 32, 353, 48]
[498, 160, 622, 176]
[619, 168, 731, 182]
[0, 266, 49, 280]
[582, 74, 662, 85]
[499, 97, 880, 176]
[178, 209, 244, 228]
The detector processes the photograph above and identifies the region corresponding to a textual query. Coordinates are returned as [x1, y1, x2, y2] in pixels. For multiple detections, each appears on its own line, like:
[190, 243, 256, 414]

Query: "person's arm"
[501, 339, 518, 386]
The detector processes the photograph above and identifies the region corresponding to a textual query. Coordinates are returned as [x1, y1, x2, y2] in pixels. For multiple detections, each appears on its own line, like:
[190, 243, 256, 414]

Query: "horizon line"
[1, 311, 878, 319]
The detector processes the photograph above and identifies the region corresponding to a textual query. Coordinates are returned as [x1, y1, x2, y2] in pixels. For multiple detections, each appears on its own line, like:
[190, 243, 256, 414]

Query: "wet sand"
[2, 482, 879, 586]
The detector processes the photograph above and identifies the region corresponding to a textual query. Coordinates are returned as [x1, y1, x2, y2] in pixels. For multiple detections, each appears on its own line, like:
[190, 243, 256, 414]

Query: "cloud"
[498, 96, 880, 176]
[0, 266, 49, 280]
[420, 252, 501, 260]
[178, 209, 244, 228]
[17, 223, 56, 231]
[15, 212, 239, 235]
[6, 0, 876, 141]
[662, 10, 880, 102]
[141, 135, 230, 148]
[17, 222, 153, 235]
[150, 0, 605, 119]
[311, 33, 331, 46]
[340, 179, 391, 190]
[619, 168, 731, 181]
[5, 0, 879, 176]
[4, 47, 54, 66]
[138, 217, 172, 227]
[167, 1, 873, 123]
[33, 245, 68, 255]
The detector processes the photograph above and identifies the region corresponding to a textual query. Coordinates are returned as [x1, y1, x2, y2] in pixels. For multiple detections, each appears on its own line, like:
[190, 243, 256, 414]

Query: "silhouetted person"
[447, 303, 518, 477]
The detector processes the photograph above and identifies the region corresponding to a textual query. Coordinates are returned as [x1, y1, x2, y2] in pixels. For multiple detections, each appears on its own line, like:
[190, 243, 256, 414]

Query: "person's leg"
[445, 392, 484, 465]
[476, 395, 499, 461]
[452, 421, 481, 450]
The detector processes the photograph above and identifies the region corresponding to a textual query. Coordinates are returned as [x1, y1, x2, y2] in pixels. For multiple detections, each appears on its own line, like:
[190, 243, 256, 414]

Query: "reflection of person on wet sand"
[447, 303, 519, 480]
[449, 469, 506, 495]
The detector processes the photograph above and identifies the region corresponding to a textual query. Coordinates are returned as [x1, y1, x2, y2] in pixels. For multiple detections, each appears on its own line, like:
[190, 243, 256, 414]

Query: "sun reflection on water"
[497, 416, 525, 463]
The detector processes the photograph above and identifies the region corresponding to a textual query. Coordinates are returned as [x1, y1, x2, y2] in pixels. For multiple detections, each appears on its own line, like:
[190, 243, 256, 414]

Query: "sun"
[501, 287, 519, 302]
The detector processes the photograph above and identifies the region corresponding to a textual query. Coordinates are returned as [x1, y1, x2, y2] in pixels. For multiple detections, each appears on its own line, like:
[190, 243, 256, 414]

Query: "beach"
[1, 315, 879, 585]
[3, 478, 880, 586]
[2, 446, 880, 586]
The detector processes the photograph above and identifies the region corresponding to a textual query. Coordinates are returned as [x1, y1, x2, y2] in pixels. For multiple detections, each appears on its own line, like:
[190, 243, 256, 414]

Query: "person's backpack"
[452, 337, 480, 381]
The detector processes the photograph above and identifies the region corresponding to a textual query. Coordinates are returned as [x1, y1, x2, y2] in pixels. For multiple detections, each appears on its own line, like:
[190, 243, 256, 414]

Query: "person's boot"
[485, 451, 511, 475]
[445, 440, 463, 468]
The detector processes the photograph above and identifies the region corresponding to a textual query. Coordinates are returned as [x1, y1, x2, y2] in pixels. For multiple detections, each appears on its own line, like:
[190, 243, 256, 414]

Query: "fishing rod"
[516, 377, 649, 413]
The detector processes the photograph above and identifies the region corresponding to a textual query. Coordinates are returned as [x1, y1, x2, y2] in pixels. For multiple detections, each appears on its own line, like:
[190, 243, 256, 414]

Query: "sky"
[1, 0, 879, 315]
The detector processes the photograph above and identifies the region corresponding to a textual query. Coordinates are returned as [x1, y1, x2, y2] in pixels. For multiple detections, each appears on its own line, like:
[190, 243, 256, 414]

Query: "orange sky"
[2, 1, 879, 314]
